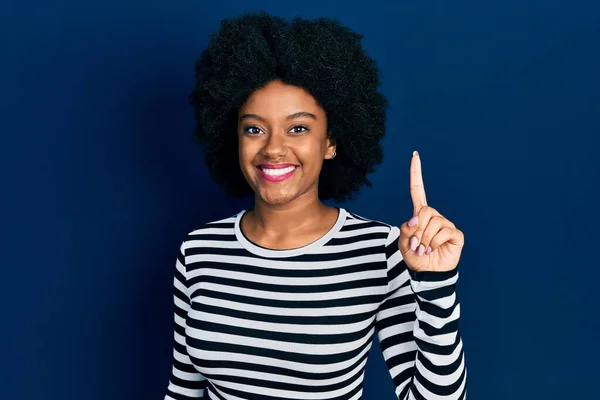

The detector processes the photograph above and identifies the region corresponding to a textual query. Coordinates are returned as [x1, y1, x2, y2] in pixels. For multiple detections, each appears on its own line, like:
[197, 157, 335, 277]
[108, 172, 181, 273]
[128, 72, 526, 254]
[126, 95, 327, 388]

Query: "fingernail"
[426, 246, 432, 255]
[408, 216, 418, 227]
[410, 236, 419, 251]
[417, 244, 425, 256]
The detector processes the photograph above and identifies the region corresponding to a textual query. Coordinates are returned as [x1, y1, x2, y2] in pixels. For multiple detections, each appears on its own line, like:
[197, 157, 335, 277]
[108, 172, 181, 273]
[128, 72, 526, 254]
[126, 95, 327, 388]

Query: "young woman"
[165, 12, 467, 400]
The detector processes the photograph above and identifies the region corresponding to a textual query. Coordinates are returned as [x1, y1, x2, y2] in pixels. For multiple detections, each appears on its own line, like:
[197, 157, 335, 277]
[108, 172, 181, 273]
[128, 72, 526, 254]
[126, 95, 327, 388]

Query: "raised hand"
[398, 151, 464, 272]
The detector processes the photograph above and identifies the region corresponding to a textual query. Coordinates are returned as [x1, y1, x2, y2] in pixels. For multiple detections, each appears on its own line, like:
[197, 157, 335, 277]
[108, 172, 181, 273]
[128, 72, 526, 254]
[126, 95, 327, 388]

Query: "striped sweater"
[165, 208, 466, 399]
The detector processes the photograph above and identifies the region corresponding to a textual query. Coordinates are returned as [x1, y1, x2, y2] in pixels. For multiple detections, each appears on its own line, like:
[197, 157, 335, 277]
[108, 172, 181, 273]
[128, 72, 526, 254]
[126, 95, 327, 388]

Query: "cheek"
[238, 138, 254, 162]
[237, 138, 261, 179]
[296, 139, 327, 164]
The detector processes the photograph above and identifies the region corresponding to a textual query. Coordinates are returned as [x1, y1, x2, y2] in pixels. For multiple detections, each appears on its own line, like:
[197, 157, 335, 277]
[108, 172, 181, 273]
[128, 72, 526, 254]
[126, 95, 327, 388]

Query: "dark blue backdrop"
[2, 1, 598, 399]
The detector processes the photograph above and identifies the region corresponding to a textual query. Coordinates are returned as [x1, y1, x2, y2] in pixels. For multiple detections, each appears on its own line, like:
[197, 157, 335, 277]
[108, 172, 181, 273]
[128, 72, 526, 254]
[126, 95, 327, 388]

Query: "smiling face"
[237, 80, 336, 206]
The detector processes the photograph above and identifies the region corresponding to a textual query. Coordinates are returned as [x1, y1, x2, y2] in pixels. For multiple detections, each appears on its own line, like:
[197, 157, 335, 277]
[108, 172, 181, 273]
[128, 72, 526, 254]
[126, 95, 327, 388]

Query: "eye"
[289, 125, 309, 134]
[243, 126, 263, 135]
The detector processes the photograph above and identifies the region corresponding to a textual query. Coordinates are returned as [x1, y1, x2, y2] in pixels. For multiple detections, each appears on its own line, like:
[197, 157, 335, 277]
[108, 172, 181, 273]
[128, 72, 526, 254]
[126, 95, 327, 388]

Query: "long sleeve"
[165, 240, 208, 400]
[375, 226, 467, 399]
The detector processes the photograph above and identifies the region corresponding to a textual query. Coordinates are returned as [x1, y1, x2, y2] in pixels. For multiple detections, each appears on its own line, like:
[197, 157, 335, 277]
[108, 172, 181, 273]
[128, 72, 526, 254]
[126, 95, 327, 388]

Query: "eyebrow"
[239, 111, 317, 122]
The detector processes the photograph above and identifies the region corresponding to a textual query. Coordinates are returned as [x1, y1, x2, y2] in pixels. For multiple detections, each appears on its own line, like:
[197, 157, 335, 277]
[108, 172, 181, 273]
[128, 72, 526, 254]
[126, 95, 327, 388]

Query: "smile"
[256, 164, 298, 182]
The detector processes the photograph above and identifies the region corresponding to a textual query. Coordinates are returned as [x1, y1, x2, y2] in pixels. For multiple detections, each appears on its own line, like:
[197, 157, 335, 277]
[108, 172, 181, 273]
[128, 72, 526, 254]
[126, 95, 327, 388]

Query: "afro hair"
[189, 12, 388, 202]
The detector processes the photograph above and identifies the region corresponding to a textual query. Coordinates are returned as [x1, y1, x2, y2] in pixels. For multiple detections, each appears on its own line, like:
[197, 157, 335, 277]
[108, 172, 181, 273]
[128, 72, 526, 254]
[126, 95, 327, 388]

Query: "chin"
[257, 188, 298, 205]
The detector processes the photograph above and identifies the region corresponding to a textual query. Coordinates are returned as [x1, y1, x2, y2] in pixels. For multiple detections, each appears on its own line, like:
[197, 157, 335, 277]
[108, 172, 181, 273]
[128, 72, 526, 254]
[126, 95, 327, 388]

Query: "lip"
[256, 164, 299, 183]
[257, 163, 297, 169]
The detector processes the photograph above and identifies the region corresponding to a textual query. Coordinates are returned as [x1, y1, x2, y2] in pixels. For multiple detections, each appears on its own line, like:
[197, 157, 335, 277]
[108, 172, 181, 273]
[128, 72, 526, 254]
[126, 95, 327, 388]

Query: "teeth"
[262, 166, 295, 176]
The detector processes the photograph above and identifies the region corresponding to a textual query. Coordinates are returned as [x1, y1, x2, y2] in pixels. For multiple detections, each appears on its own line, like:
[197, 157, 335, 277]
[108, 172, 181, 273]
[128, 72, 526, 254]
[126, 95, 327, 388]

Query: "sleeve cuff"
[409, 266, 459, 298]
[408, 265, 458, 282]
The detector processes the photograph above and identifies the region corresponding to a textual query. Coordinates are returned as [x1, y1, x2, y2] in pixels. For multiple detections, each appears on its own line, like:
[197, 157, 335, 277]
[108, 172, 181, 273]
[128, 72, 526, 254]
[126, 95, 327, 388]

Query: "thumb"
[398, 215, 418, 254]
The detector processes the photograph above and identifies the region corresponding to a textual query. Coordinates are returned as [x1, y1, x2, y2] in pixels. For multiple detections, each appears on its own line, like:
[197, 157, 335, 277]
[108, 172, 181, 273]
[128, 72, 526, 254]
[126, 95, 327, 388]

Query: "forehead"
[240, 80, 324, 116]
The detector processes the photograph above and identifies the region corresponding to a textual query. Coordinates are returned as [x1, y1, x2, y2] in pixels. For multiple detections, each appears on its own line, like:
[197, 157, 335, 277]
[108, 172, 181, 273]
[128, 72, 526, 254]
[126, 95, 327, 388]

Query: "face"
[237, 80, 336, 206]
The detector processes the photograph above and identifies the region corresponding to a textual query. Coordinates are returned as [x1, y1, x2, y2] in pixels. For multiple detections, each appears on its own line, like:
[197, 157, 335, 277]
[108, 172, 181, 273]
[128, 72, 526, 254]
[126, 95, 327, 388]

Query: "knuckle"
[427, 206, 442, 216]
[400, 222, 409, 233]
[432, 215, 444, 225]
[420, 233, 431, 245]
[430, 230, 445, 246]
[423, 221, 441, 242]
[417, 206, 430, 217]
[434, 227, 451, 242]
[412, 227, 423, 238]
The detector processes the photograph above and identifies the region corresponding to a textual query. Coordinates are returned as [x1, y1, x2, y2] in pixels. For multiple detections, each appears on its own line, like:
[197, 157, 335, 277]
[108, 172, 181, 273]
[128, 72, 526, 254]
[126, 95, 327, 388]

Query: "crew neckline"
[234, 208, 347, 258]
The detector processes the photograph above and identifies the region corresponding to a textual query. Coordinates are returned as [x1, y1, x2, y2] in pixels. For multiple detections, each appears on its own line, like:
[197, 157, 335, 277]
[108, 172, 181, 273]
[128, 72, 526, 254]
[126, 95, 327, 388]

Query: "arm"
[165, 240, 208, 400]
[375, 226, 467, 399]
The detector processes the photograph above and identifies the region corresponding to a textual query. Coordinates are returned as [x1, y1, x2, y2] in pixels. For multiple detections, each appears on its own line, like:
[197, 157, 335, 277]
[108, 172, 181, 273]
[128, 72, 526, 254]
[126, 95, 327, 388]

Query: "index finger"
[410, 150, 427, 215]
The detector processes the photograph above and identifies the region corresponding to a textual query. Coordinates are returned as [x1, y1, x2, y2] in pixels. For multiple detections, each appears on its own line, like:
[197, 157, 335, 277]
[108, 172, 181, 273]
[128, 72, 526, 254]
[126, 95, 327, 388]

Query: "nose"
[261, 131, 287, 159]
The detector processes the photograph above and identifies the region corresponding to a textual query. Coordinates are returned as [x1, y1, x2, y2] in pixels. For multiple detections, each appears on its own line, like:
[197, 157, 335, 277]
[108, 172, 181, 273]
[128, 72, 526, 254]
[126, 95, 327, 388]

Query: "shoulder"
[180, 210, 245, 250]
[343, 209, 399, 245]
[344, 209, 393, 228]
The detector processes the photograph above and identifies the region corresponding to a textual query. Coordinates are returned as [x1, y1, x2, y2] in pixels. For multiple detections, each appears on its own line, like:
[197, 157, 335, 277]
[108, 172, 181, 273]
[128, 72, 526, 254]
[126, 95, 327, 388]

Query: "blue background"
[2, 1, 599, 399]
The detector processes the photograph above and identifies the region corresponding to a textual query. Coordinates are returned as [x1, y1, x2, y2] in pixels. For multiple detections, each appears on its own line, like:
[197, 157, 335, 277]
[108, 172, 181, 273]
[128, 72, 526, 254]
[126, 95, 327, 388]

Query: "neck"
[249, 193, 332, 236]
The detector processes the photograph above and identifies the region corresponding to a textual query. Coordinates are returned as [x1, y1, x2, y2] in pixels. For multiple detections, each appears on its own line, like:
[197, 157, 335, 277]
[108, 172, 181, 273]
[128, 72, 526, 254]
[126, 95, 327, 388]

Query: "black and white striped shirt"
[165, 208, 466, 400]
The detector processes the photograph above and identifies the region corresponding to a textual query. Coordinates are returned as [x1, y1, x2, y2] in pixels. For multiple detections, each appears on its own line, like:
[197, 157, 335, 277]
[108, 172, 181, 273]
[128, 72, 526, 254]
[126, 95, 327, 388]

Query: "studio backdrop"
[1, 1, 598, 399]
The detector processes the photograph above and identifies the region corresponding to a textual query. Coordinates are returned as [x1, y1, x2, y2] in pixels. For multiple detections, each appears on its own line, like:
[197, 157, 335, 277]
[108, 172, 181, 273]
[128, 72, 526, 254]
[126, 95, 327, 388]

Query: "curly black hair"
[189, 12, 388, 202]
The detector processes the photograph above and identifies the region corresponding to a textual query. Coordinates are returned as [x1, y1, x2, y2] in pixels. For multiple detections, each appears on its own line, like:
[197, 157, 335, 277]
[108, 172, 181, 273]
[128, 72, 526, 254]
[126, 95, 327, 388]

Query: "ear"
[325, 135, 337, 160]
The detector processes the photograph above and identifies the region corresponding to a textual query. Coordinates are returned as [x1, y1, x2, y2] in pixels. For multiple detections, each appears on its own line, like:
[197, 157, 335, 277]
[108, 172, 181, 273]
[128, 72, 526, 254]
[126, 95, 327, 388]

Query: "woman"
[165, 12, 467, 400]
